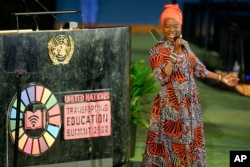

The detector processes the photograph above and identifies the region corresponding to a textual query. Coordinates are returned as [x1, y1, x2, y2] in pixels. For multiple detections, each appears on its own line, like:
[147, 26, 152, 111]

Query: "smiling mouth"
[169, 34, 176, 38]
[167, 35, 176, 41]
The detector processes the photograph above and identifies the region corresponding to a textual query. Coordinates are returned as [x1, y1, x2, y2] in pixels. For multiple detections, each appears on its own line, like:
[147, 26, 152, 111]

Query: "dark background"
[0, 0, 56, 30]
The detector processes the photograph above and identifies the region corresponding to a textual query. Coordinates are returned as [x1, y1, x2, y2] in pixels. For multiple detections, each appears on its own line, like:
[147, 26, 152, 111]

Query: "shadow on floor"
[129, 161, 142, 167]
[120, 161, 142, 167]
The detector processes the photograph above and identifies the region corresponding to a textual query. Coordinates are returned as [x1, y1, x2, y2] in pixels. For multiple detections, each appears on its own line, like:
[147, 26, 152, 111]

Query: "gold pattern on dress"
[48, 35, 74, 66]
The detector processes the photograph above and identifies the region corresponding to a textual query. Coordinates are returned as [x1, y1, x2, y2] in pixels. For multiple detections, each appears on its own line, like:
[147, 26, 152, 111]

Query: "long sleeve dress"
[142, 40, 208, 167]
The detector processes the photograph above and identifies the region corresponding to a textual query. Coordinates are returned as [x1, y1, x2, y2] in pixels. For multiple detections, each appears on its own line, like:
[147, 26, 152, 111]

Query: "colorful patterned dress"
[142, 40, 208, 167]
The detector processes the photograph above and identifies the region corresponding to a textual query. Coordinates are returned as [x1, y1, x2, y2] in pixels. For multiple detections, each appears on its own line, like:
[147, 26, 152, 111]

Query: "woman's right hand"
[173, 37, 184, 54]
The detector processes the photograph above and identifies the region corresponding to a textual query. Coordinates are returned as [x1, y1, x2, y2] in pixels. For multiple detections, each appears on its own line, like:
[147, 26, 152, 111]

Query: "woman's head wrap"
[160, 4, 182, 25]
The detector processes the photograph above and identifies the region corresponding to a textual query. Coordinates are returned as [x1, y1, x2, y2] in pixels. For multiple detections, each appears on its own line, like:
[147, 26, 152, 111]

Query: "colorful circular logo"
[8, 83, 61, 156]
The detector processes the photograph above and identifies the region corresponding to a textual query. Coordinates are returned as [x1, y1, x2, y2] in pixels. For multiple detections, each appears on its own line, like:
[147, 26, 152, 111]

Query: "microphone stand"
[13, 69, 27, 167]
[13, 11, 81, 31]
[35, 0, 63, 30]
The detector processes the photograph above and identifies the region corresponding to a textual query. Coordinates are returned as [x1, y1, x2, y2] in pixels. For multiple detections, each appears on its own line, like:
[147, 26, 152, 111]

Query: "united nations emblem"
[48, 35, 74, 65]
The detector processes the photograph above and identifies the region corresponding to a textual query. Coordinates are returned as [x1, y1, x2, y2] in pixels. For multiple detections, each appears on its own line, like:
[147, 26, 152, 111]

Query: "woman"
[142, 4, 239, 167]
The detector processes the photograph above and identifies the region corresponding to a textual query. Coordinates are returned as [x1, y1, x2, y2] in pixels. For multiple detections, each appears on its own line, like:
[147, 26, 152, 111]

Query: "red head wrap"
[160, 4, 183, 25]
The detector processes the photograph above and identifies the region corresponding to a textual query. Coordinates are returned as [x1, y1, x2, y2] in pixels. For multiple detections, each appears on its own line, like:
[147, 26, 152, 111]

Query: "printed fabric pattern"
[142, 40, 209, 167]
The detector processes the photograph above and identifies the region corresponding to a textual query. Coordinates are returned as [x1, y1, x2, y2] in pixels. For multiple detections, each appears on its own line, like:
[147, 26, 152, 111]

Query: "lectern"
[0, 27, 130, 167]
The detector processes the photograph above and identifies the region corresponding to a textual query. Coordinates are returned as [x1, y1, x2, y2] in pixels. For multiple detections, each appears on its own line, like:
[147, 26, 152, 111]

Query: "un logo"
[48, 35, 74, 66]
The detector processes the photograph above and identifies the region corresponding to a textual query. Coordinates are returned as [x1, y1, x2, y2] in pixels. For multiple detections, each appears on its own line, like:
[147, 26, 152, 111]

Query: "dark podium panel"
[0, 27, 130, 167]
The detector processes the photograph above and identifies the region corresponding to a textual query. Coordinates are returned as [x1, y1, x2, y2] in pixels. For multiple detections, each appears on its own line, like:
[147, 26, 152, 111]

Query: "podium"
[0, 27, 130, 167]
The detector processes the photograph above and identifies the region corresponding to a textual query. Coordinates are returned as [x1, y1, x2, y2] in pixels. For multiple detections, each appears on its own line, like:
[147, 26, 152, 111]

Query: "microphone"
[174, 34, 182, 42]
[174, 34, 187, 52]
[150, 28, 162, 42]
[35, 0, 63, 30]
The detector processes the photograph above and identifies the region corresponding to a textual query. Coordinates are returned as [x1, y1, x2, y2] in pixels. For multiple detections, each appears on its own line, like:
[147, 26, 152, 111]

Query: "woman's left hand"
[221, 74, 240, 87]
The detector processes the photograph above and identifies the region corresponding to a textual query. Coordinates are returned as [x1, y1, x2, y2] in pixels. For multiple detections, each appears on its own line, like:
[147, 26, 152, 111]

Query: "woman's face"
[162, 18, 182, 42]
